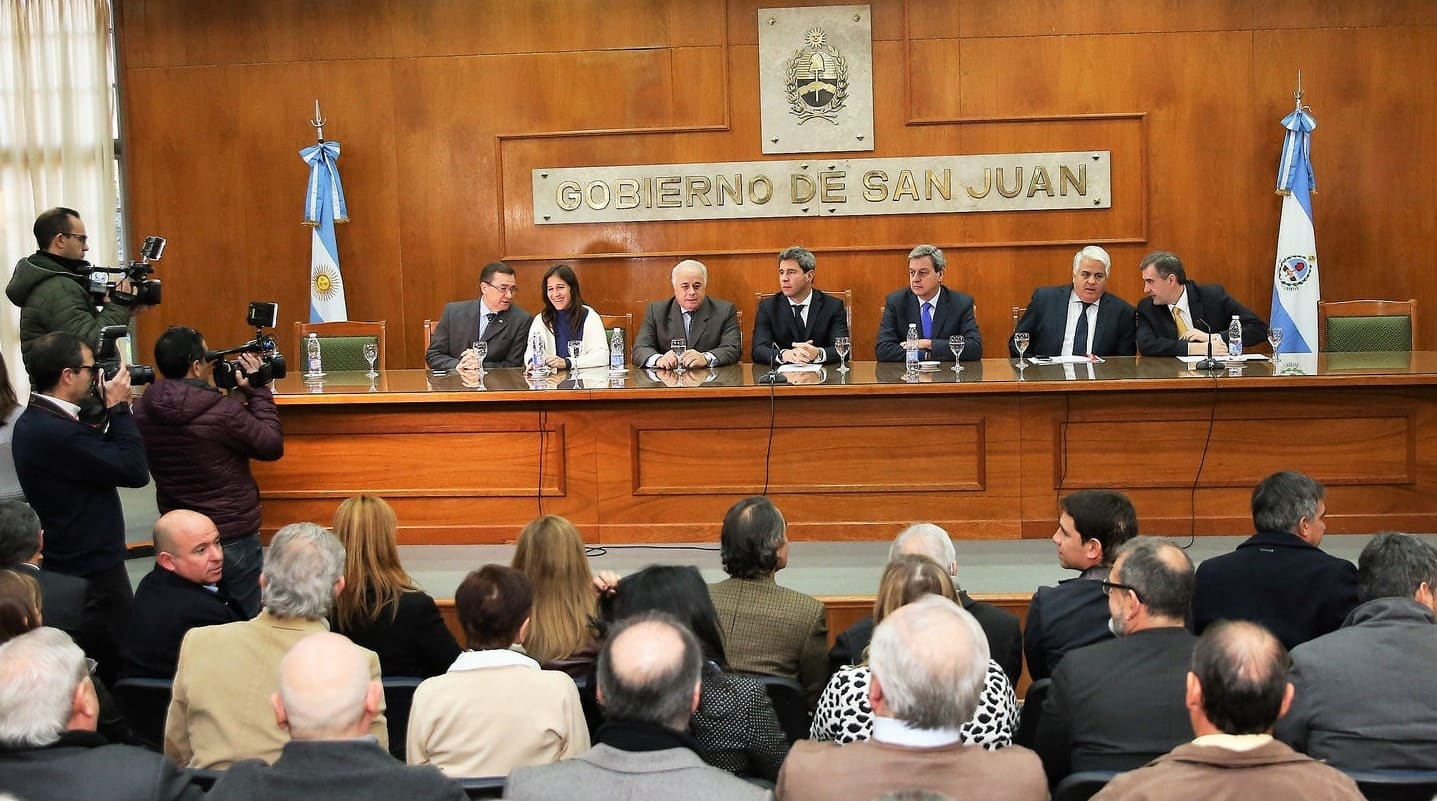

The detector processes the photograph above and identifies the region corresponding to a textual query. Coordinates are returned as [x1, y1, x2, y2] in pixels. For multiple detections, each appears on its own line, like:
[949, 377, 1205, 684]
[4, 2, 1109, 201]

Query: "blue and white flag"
[1269, 98, 1319, 354]
[301, 140, 349, 323]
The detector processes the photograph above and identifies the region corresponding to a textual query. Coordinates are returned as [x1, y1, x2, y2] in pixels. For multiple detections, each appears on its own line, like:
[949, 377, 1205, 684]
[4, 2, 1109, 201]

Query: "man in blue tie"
[875, 244, 982, 362]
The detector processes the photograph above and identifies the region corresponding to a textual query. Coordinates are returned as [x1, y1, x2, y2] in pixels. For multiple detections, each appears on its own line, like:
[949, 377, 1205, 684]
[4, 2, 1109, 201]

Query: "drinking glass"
[949, 335, 965, 372]
[670, 338, 688, 373]
[1013, 332, 1030, 366]
[362, 342, 378, 377]
[1267, 327, 1283, 361]
[472, 340, 488, 374]
[567, 340, 582, 369]
[834, 336, 851, 373]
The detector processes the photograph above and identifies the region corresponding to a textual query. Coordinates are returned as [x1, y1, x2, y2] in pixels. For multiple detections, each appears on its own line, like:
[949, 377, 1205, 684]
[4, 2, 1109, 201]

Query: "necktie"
[683, 311, 692, 339]
[792, 303, 806, 331]
[1073, 302, 1092, 356]
[1171, 306, 1189, 336]
[479, 312, 497, 339]
[921, 301, 933, 340]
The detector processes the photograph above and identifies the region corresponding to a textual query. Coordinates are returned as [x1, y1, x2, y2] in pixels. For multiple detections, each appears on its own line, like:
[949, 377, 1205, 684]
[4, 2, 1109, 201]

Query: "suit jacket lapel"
[482, 307, 509, 345]
[1186, 283, 1209, 332]
[687, 299, 712, 347]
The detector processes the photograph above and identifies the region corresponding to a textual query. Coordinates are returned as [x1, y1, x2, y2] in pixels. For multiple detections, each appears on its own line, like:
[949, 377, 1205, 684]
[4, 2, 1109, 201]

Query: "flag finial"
[310, 99, 326, 143]
[1293, 71, 1304, 109]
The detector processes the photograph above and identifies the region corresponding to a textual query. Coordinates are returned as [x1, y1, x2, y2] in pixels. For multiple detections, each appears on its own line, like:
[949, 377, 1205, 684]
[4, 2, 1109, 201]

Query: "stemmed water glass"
[949, 335, 965, 372]
[362, 343, 378, 378]
[568, 340, 582, 370]
[1267, 327, 1283, 369]
[834, 336, 851, 373]
[1013, 332, 1030, 370]
[472, 340, 488, 374]
[670, 337, 688, 374]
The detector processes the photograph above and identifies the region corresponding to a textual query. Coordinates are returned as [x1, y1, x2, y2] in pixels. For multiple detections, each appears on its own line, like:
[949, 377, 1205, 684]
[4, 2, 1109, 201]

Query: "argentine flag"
[1269, 97, 1319, 354]
[301, 140, 349, 323]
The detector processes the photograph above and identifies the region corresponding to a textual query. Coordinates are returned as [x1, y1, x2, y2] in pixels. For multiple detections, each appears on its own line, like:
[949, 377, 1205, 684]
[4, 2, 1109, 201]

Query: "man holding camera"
[133, 326, 283, 618]
[7, 207, 140, 355]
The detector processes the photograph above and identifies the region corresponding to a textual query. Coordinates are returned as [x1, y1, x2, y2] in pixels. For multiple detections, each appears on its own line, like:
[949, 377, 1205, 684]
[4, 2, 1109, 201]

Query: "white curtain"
[0, 0, 116, 397]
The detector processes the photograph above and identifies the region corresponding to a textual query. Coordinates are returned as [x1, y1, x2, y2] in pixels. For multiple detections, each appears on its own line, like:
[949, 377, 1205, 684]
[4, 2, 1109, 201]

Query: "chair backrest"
[1053, 771, 1119, 801]
[1013, 677, 1050, 749]
[111, 677, 174, 751]
[1012, 305, 1027, 327]
[750, 674, 811, 744]
[457, 776, 507, 799]
[1341, 769, 1437, 801]
[294, 320, 387, 371]
[1318, 299, 1416, 352]
[568, 672, 606, 742]
[380, 676, 424, 760]
[599, 312, 632, 348]
[423, 318, 435, 355]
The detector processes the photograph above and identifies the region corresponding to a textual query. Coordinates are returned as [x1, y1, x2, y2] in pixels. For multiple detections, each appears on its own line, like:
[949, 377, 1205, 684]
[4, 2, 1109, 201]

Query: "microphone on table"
[1194, 318, 1222, 372]
[757, 342, 788, 385]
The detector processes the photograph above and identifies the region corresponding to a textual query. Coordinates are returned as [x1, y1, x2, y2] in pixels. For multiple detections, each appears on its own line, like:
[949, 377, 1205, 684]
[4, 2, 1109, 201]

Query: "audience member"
[1025, 489, 1138, 680]
[828, 522, 1022, 682]
[523, 264, 610, 371]
[778, 596, 1045, 801]
[1193, 470, 1358, 648]
[604, 564, 788, 781]
[708, 496, 828, 705]
[331, 495, 459, 678]
[511, 515, 612, 677]
[0, 500, 85, 644]
[165, 522, 386, 768]
[407, 565, 588, 776]
[812, 555, 1017, 748]
[0, 568, 41, 641]
[122, 510, 244, 679]
[0, 352, 23, 502]
[506, 613, 771, 801]
[1276, 532, 1437, 769]
[632, 259, 743, 369]
[1093, 621, 1363, 801]
[1034, 536, 1197, 785]
[0, 627, 202, 801]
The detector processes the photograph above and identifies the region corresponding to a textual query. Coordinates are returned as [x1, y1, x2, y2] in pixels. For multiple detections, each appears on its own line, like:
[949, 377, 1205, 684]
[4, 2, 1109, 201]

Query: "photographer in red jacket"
[134, 326, 282, 617]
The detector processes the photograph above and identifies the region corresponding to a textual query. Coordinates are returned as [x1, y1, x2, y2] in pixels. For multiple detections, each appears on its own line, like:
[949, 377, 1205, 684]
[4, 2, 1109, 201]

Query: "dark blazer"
[633, 296, 743, 367]
[1192, 529, 1359, 650]
[122, 566, 245, 679]
[425, 299, 533, 370]
[16, 562, 87, 641]
[334, 589, 461, 679]
[1012, 285, 1136, 358]
[1023, 575, 1114, 681]
[875, 286, 982, 362]
[1135, 282, 1267, 357]
[828, 592, 1023, 684]
[1033, 626, 1197, 785]
[208, 738, 465, 801]
[0, 731, 203, 801]
[751, 290, 848, 365]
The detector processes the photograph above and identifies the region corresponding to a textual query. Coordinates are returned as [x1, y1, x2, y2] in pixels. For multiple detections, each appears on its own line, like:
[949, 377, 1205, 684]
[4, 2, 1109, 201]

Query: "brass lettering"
[557, 181, 582, 211]
[656, 176, 682, 208]
[1027, 166, 1054, 197]
[717, 175, 743, 205]
[862, 170, 888, 202]
[995, 167, 1022, 199]
[893, 170, 920, 201]
[791, 173, 817, 204]
[615, 179, 640, 210]
[819, 171, 846, 204]
[686, 176, 712, 207]
[925, 169, 952, 201]
[1059, 164, 1087, 196]
[584, 181, 611, 210]
[749, 175, 774, 204]
[966, 168, 991, 199]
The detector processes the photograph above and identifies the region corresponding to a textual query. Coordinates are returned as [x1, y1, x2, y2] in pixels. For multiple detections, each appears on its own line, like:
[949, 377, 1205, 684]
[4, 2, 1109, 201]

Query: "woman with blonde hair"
[511, 515, 612, 676]
[810, 553, 1018, 746]
[331, 494, 459, 678]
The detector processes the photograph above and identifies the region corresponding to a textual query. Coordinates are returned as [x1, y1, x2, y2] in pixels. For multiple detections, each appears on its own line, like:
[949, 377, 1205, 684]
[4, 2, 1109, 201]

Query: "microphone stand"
[756, 342, 788, 385]
[1194, 319, 1222, 372]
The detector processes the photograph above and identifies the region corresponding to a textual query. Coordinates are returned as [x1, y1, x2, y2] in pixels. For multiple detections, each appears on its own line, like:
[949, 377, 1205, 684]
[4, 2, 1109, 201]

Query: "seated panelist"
[523, 264, 610, 371]
[1011, 245, 1136, 358]
[633, 259, 742, 370]
[426, 261, 532, 371]
[752, 246, 848, 366]
[1135, 250, 1267, 357]
[875, 244, 982, 362]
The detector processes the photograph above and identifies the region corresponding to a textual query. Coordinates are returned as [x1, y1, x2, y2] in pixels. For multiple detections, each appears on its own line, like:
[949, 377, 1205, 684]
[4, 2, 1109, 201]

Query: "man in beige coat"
[163, 522, 386, 768]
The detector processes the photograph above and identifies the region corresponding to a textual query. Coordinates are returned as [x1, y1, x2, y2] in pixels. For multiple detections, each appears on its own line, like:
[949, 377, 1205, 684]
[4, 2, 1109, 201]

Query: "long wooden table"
[253, 353, 1437, 544]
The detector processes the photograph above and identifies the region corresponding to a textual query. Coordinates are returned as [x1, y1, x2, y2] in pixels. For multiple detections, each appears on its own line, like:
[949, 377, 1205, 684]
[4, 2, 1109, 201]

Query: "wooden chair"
[423, 318, 435, 354]
[756, 289, 853, 317]
[294, 320, 386, 372]
[599, 312, 632, 349]
[1318, 299, 1416, 352]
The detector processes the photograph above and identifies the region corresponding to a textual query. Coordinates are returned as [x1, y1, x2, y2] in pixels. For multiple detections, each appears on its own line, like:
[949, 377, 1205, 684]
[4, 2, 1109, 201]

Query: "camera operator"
[6, 207, 140, 355]
[132, 326, 282, 618]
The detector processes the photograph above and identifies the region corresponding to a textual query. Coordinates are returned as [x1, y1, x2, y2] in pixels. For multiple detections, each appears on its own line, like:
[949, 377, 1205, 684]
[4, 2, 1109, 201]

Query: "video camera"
[205, 302, 288, 389]
[96, 325, 156, 386]
[89, 235, 165, 308]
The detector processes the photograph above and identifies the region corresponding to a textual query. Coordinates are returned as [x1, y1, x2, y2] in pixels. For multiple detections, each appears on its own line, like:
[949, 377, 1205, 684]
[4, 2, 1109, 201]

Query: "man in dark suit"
[1135, 250, 1266, 357]
[122, 510, 244, 679]
[425, 261, 533, 370]
[1012, 245, 1136, 358]
[633, 259, 743, 369]
[1034, 537, 1198, 787]
[751, 246, 848, 366]
[876, 244, 983, 362]
[0, 500, 86, 644]
[206, 632, 464, 801]
[1192, 471, 1358, 649]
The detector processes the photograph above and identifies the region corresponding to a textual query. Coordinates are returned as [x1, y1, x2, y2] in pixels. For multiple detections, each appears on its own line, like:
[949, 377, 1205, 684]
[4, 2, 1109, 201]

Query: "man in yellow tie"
[1134, 251, 1267, 357]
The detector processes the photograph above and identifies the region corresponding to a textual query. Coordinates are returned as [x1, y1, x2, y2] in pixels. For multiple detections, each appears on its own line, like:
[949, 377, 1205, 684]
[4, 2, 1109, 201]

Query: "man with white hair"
[829, 523, 1022, 682]
[206, 633, 463, 801]
[632, 259, 742, 369]
[164, 522, 386, 768]
[0, 627, 202, 801]
[1011, 245, 1137, 358]
[777, 596, 1046, 801]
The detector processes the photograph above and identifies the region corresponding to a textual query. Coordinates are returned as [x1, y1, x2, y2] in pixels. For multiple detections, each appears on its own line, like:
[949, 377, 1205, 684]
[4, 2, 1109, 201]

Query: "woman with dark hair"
[407, 564, 589, 776]
[0, 352, 24, 502]
[604, 564, 789, 782]
[523, 264, 610, 371]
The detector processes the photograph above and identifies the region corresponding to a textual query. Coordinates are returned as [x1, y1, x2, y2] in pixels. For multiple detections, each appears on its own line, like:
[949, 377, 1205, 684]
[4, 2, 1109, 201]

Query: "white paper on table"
[1177, 354, 1270, 364]
[1029, 355, 1105, 365]
[776, 363, 825, 374]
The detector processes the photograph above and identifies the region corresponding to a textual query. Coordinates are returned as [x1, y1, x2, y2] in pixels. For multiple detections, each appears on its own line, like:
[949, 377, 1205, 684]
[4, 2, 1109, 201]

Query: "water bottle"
[1227, 315, 1243, 359]
[609, 327, 625, 373]
[305, 332, 323, 378]
[905, 323, 920, 375]
[531, 333, 548, 375]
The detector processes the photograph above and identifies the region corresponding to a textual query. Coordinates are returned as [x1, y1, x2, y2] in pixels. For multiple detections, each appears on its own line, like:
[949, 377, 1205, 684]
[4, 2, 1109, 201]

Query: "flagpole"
[310, 99, 325, 143]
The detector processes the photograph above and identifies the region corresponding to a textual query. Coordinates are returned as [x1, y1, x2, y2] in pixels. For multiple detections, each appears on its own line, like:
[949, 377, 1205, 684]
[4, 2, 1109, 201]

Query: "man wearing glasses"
[7, 207, 138, 355]
[12, 331, 150, 685]
[426, 261, 533, 371]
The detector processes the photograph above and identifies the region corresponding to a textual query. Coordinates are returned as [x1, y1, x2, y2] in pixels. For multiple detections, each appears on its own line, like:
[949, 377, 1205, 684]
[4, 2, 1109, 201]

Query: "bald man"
[632, 259, 743, 369]
[207, 633, 464, 801]
[121, 510, 244, 679]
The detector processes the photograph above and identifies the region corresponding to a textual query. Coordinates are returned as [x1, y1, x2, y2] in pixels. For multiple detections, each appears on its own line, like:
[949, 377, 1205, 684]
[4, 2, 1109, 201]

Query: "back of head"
[605, 564, 727, 666]
[0, 569, 42, 643]
[0, 501, 41, 568]
[1357, 532, 1437, 603]
[0, 627, 88, 748]
[873, 554, 957, 625]
[1191, 620, 1290, 735]
[1139, 250, 1187, 284]
[262, 522, 346, 620]
[153, 326, 206, 380]
[277, 632, 374, 740]
[1112, 536, 1195, 621]
[720, 496, 786, 579]
[23, 331, 85, 394]
[888, 523, 956, 575]
[868, 595, 988, 730]
[1060, 489, 1138, 564]
[1251, 470, 1324, 535]
[597, 613, 702, 731]
[331, 495, 413, 630]
[512, 515, 596, 664]
[455, 564, 533, 650]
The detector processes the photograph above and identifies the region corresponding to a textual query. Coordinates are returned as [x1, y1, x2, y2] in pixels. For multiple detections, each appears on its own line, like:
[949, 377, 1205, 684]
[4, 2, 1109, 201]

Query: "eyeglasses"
[483, 281, 518, 296]
[60, 232, 89, 244]
[1100, 580, 1144, 604]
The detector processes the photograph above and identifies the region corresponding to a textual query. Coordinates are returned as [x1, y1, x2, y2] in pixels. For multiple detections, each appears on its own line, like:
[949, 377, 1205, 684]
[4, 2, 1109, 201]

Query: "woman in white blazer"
[524, 263, 610, 371]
